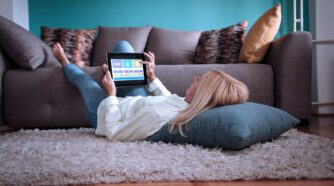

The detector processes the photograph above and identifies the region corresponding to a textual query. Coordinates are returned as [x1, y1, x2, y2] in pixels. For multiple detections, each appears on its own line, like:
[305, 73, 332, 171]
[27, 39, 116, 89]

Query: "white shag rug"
[0, 128, 333, 185]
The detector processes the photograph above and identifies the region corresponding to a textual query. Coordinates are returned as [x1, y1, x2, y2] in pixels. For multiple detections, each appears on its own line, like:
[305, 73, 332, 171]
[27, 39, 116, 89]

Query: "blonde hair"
[169, 70, 249, 133]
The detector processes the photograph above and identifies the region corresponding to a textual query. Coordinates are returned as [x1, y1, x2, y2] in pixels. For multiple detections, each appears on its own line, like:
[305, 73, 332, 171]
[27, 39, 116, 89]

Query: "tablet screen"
[107, 53, 147, 87]
[110, 59, 145, 81]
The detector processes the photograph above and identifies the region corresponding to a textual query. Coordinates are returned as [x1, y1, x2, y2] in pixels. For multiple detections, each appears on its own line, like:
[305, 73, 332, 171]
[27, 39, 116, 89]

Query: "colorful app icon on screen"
[134, 60, 142, 68]
[112, 59, 122, 68]
[123, 59, 133, 68]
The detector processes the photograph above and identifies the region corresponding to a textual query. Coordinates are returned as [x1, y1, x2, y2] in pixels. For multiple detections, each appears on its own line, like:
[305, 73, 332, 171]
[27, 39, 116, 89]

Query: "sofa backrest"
[91, 26, 201, 66]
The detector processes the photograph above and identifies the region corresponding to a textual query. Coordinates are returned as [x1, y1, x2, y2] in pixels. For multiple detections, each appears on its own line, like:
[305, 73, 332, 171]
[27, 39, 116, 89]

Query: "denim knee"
[111, 41, 135, 53]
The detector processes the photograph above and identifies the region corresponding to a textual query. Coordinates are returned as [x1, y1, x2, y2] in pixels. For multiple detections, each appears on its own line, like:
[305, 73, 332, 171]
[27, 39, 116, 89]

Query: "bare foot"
[52, 43, 70, 66]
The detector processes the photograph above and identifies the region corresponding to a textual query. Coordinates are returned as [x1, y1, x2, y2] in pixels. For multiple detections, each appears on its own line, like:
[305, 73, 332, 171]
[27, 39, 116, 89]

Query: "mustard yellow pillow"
[239, 4, 281, 63]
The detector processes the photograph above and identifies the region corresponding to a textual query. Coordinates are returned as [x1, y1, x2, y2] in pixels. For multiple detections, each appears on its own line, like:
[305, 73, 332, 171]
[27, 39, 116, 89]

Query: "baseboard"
[312, 102, 334, 114]
[0, 125, 16, 133]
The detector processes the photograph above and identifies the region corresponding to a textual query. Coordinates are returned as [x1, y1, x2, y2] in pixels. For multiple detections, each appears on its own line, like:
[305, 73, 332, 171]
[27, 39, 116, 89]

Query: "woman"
[53, 41, 249, 141]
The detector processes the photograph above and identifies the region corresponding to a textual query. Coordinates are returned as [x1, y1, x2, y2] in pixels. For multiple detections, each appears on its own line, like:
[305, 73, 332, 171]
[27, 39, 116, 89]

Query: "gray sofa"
[0, 28, 312, 129]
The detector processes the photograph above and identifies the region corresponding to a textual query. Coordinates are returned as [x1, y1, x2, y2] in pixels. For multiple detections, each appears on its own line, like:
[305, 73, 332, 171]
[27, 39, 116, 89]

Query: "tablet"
[107, 53, 148, 87]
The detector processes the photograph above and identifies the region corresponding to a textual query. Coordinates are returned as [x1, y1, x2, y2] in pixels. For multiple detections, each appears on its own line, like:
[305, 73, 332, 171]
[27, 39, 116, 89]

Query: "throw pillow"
[41, 27, 97, 67]
[145, 27, 201, 65]
[239, 4, 282, 63]
[146, 102, 299, 150]
[91, 26, 152, 66]
[0, 15, 59, 70]
[194, 21, 248, 64]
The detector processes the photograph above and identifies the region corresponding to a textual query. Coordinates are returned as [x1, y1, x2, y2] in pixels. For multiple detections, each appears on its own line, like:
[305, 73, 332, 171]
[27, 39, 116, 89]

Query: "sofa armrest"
[0, 47, 17, 125]
[262, 31, 312, 121]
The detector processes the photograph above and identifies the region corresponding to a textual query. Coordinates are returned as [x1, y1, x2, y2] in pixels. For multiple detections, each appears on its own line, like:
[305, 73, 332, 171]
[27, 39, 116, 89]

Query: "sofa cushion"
[0, 15, 59, 70]
[92, 26, 152, 66]
[4, 67, 105, 128]
[41, 27, 97, 67]
[146, 102, 299, 150]
[194, 21, 248, 64]
[239, 4, 281, 63]
[145, 27, 201, 65]
[4, 64, 273, 128]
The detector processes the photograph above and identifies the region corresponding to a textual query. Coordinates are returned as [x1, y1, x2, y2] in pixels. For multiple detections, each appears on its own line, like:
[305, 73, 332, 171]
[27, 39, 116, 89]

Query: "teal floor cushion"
[146, 102, 299, 150]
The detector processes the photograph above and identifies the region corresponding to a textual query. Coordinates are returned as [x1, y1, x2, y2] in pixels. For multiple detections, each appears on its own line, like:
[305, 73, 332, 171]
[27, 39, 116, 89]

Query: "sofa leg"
[0, 125, 16, 133]
[297, 119, 310, 126]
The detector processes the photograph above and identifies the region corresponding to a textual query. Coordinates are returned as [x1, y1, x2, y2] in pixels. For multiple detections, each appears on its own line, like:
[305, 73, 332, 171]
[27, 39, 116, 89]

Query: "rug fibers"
[0, 128, 333, 185]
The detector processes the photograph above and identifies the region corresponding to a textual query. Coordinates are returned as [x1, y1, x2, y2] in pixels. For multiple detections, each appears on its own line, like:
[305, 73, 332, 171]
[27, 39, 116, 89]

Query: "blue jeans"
[63, 41, 148, 128]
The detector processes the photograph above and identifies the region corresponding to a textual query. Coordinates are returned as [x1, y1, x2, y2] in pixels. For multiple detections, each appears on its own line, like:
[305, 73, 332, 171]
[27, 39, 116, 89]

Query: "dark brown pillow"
[194, 21, 248, 64]
[41, 27, 97, 67]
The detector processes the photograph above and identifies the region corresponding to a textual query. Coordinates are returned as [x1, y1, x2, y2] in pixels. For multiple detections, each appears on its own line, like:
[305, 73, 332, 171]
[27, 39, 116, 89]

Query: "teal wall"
[29, 0, 310, 37]
[29, 0, 277, 36]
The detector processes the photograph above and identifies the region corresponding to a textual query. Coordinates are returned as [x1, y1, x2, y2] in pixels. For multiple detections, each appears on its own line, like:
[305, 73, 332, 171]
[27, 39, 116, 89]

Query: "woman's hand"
[102, 70, 117, 96]
[141, 51, 156, 82]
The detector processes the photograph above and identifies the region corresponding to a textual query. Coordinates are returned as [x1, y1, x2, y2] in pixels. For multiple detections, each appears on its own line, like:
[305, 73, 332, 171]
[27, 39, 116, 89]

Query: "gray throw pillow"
[145, 27, 201, 65]
[146, 102, 299, 150]
[0, 15, 60, 70]
[91, 26, 152, 66]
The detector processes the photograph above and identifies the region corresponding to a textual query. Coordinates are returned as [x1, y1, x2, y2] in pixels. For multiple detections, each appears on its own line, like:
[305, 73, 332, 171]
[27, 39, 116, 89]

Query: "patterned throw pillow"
[41, 27, 97, 67]
[194, 21, 248, 64]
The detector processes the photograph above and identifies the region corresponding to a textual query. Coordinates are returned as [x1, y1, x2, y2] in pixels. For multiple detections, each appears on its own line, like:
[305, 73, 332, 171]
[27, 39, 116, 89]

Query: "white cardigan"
[95, 78, 189, 141]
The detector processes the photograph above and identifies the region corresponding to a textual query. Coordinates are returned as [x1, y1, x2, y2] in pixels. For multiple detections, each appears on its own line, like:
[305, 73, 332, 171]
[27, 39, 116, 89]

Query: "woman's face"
[184, 74, 203, 103]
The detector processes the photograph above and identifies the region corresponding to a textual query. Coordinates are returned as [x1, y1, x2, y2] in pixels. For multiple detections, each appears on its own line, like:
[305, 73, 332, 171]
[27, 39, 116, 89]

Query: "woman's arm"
[96, 98, 162, 141]
[141, 52, 171, 96]
[147, 78, 171, 96]
[141, 52, 156, 82]
[101, 65, 117, 96]
[95, 96, 121, 136]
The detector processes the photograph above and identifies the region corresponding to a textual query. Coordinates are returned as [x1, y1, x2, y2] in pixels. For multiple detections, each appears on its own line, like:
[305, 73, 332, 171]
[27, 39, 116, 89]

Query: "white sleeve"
[146, 78, 171, 96]
[95, 96, 163, 141]
[105, 107, 162, 141]
[95, 96, 122, 136]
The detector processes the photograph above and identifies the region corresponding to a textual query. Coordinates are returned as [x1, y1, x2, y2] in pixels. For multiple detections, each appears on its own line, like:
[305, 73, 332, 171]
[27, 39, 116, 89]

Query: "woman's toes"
[52, 43, 70, 65]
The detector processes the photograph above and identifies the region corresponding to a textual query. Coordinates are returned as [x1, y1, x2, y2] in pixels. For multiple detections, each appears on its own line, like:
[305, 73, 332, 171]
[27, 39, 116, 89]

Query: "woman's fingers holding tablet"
[143, 52, 155, 64]
[102, 70, 117, 96]
[141, 52, 156, 82]
[148, 51, 155, 62]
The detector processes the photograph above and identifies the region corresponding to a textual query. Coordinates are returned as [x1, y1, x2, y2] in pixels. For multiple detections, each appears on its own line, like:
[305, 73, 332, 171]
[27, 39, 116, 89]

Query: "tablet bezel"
[107, 53, 148, 87]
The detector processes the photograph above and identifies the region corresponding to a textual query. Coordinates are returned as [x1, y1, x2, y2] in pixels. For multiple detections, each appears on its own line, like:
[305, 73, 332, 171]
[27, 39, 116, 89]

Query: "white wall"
[310, 0, 334, 114]
[0, 0, 29, 30]
[0, 0, 13, 19]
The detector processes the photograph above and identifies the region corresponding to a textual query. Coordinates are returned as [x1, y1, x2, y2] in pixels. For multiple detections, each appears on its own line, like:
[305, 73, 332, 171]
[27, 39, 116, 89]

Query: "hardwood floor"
[298, 115, 334, 139]
[96, 115, 334, 186]
[95, 180, 334, 186]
